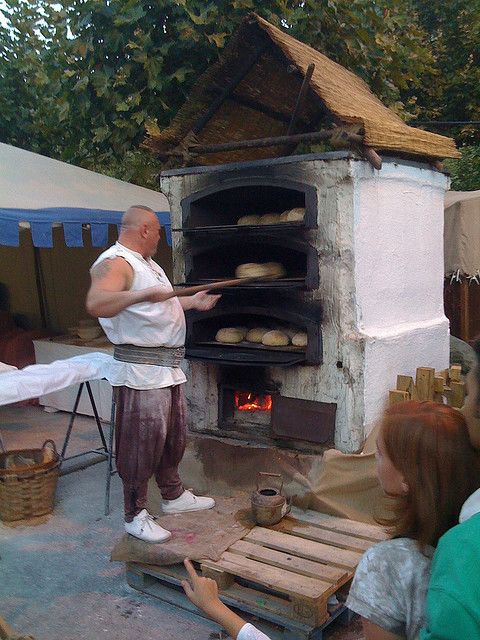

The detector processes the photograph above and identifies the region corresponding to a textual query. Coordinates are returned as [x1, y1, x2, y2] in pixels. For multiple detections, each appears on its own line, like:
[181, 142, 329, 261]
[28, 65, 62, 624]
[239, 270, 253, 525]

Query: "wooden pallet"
[126, 508, 386, 639]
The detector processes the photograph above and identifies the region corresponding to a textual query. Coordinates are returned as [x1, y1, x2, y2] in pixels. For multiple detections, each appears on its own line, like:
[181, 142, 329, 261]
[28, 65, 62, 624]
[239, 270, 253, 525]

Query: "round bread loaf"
[235, 326, 248, 339]
[264, 262, 286, 278]
[215, 328, 245, 344]
[291, 332, 307, 347]
[235, 263, 269, 279]
[262, 330, 290, 347]
[237, 215, 261, 226]
[280, 207, 305, 222]
[246, 327, 270, 343]
[259, 213, 281, 225]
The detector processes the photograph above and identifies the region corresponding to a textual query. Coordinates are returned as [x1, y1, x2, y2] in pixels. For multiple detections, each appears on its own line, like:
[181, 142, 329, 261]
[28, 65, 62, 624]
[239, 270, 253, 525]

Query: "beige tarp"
[445, 190, 480, 278]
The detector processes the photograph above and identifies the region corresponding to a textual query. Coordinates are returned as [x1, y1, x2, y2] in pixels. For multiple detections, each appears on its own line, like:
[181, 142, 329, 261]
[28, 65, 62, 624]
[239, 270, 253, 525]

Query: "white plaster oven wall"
[161, 154, 449, 453]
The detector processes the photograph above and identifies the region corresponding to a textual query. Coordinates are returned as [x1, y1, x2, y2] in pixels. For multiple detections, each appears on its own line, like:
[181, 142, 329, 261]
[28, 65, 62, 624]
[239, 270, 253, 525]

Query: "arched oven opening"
[180, 179, 317, 231]
[185, 293, 322, 366]
[184, 236, 318, 291]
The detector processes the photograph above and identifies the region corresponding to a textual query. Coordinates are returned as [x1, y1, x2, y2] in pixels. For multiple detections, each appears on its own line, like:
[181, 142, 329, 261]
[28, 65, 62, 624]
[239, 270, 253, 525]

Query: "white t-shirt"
[91, 242, 186, 390]
[347, 537, 433, 639]
[237, 623, 270, 640]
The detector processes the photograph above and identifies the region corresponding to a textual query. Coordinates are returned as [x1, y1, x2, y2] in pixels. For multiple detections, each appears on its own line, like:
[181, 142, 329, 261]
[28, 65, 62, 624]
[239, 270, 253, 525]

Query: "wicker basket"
[0, 439, 60, 522]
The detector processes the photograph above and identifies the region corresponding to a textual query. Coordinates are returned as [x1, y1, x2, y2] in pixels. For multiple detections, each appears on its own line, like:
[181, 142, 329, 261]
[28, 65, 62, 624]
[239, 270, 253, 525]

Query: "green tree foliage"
[412, 0, 480, 142]
[0, 1, 72, 156]
[0, 0, 479, 188]
[0, 1, 435, 172]
[445, 147, 480, 191]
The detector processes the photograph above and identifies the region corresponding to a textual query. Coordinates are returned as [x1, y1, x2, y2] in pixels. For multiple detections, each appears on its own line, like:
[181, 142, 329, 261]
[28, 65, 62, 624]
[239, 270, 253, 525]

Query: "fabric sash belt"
[113, 344, 185, 367]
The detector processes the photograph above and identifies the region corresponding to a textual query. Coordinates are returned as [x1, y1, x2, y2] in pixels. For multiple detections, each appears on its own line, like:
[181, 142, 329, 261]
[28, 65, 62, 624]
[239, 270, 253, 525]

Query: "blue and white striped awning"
[0, 207, 171, 247]
[0, 143, 172, 247]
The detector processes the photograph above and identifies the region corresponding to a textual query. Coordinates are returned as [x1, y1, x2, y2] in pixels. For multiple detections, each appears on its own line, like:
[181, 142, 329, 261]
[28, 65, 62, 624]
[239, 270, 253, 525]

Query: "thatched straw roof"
[144, 13, 460, 166]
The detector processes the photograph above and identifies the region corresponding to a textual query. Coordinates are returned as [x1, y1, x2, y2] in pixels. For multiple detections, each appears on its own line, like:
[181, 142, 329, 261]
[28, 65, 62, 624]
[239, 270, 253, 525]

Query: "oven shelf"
[186, 345, 307, 366]
[196, 340, 305, 352]
[174, 222, 305, 235]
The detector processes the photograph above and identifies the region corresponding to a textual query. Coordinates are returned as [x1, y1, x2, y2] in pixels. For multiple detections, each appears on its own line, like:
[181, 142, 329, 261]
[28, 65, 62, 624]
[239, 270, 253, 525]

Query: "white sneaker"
[124, 509, 172, 543]
[162, 490, 215, 514]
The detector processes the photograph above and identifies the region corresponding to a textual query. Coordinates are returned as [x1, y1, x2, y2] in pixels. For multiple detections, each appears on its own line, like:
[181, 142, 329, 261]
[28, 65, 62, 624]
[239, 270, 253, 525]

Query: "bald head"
[119, 205, 161, 257]
[122, 205, 157, 228]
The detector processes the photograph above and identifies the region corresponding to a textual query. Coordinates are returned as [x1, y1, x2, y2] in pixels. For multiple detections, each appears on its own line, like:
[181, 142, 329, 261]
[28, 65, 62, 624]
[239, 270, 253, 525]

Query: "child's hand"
[181, 558, 222, 616]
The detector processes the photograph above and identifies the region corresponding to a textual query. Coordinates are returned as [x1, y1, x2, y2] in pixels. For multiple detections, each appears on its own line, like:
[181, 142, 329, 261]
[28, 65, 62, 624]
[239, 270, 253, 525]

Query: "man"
[420, 338, 480, 639]
[86, 205, 220, 543]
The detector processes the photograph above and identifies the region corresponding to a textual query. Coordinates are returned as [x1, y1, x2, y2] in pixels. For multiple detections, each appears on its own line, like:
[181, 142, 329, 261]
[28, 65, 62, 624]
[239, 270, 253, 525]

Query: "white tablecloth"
[0, 352, 113, 406]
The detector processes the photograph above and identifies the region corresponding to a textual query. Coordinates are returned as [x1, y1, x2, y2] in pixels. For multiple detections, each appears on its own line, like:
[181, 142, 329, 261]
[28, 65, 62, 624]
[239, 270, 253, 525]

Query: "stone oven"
[160, 152, 450, 453]
[148, 13, 458, 457]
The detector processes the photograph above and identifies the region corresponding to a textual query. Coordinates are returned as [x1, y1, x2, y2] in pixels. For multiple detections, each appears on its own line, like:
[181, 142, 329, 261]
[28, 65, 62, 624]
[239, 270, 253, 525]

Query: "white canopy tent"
[0, 144, 171, 331]
[444, 190, 480, 342]
[444, 189, 480, 280]
[0, 142, 171, 247]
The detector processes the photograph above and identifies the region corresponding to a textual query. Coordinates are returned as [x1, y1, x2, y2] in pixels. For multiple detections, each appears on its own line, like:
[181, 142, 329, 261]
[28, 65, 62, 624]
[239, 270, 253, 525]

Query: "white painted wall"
[352, 161, 449, 435]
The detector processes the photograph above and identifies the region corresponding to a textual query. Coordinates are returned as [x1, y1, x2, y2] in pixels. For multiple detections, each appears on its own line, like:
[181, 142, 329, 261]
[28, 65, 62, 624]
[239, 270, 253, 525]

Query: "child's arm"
[182, 559, 271, 640]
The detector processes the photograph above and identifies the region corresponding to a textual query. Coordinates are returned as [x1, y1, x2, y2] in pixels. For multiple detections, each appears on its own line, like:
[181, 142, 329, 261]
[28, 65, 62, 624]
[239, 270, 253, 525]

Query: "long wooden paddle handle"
[163, 277, 257, 300]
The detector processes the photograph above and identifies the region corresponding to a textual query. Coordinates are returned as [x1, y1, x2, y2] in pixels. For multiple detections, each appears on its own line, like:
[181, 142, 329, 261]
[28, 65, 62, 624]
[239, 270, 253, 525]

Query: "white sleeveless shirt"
[91, 242, 186, 389]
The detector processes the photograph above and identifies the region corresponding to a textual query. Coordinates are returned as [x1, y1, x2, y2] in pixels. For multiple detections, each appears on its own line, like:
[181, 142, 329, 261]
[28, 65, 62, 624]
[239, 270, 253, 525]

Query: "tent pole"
[33, 246, 48, 329]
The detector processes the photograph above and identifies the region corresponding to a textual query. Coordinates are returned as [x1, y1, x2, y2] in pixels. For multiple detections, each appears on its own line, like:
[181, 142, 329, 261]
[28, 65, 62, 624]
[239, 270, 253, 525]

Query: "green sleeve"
[421, 589, 478, 640]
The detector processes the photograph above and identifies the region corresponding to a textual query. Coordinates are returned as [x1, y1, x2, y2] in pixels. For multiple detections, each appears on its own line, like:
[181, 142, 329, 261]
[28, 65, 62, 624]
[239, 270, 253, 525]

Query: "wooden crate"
[126, 508, 385, 639]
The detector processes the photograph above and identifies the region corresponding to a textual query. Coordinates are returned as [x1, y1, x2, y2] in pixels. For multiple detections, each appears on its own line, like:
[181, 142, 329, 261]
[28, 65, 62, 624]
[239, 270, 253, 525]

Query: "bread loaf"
[246, 328, 270, 343]
[291, 332, 307, 347]
[215, 328, 245, 344]
[235, 326, 248, 340]
[235, 263, 268, 279]
[264, 262, 286, 278]
[259, 213, 281, 225]
[237, 215, 261, 226]
[235, 262, 286, 279]
[262, 330, 290, 347]
[280, 207, 305, 222]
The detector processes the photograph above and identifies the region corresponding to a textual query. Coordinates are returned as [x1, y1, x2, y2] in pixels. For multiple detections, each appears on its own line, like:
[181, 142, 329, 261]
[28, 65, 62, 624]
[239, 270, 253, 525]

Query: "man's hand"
[180, 290, 221, 311]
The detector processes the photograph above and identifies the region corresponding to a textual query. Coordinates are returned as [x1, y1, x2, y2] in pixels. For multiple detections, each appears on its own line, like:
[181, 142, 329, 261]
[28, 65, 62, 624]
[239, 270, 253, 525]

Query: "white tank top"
[91, 242, 186, 389]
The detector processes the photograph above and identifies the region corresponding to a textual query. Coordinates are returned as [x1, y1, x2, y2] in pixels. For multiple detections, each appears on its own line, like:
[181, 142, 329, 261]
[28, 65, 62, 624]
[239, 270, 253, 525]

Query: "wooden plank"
[450, 380, 465, 408]
[202, 564, 235, 589]
[229, 539, 348, 584]
[389, 389, 409, 405]
[449, 364, 462, 382]
[396, 375, 414, 396]
[286, 63, 315, 136]
[202, 552, 333, 599]
[289, 508, 387, 542]
[245, 527, 362, 570]
[434, 376, 445, 393]
[415, 367, 435, 401]
[272, 518, 373, 553]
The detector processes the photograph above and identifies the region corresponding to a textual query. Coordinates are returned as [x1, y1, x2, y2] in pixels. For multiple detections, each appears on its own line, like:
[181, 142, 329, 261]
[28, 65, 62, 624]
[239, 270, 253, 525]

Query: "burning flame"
[235, 391, 272, 411]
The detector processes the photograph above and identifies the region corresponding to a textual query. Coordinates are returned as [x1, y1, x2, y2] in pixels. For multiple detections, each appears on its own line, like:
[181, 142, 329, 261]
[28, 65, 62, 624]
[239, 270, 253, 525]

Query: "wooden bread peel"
[163, 276, 263, 300]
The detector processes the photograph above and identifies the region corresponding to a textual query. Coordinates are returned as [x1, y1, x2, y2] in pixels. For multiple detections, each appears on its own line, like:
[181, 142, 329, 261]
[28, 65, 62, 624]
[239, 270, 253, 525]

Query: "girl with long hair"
[346, 400, 480, 640]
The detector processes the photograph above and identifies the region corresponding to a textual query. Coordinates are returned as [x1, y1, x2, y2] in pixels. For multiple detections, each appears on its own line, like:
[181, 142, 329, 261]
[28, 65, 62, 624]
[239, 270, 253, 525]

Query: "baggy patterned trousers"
[114, 384, 187, 522]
